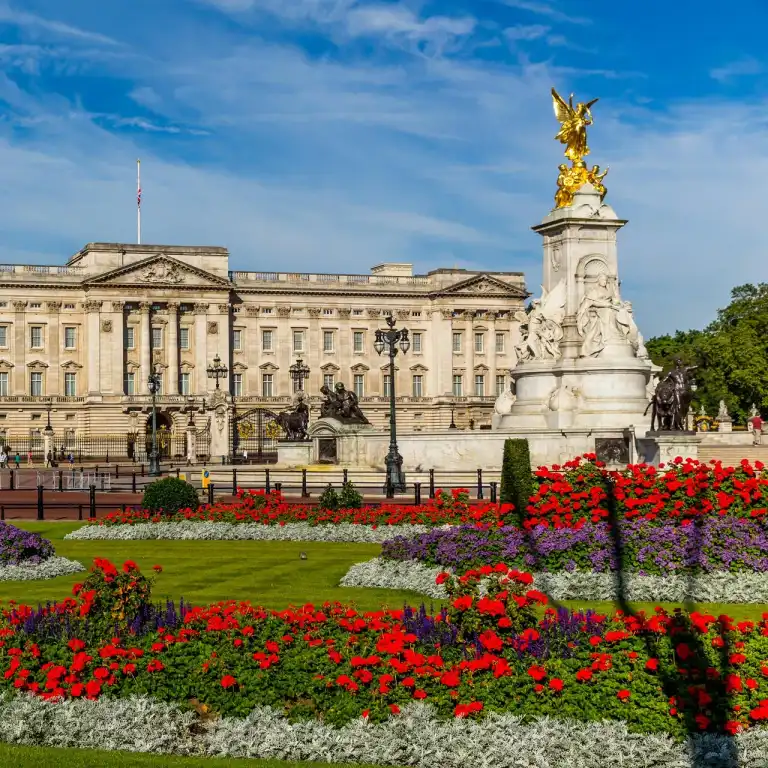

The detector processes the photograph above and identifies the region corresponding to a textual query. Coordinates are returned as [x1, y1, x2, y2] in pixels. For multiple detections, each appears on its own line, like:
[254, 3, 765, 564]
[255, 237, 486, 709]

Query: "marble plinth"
[308, 418, 377, 466]
[637, 432, 703, 465]
[277, 441, 313, 467]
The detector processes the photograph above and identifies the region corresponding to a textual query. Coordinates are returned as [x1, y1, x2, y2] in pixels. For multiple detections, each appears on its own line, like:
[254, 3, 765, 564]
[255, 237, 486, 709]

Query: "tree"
[647, 283, 768, 423]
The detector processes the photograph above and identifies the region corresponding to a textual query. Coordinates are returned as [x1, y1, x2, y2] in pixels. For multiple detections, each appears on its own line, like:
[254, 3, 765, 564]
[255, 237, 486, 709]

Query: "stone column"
[276, 306, 292, 395]
[186, 423, 197, 465]
[464, 311, 475, 397]
[12, 301, 25, 395]
[489, 312, 498, 396]
[338, 307, 352, 388]
[216, 303, 231, 394]
[167, 303, 179, 395]
[85, 300, 102, 396]
[193, 304, 208, 394]
[46, 302, 61, 394]
[308, 307, 322, 393]
[139, 302, 151, 394]
[110, 302, 125, 395]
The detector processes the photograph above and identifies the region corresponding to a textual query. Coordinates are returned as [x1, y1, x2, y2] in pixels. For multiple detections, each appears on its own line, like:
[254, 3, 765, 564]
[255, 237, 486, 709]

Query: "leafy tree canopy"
[646, 283, 768, 423]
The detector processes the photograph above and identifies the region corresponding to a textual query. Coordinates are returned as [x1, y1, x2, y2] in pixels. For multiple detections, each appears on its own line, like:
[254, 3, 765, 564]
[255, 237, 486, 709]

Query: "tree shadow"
[514, 462, 740, 766]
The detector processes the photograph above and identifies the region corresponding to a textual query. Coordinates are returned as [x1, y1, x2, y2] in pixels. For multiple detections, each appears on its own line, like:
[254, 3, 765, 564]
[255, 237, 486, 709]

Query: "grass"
[0, 743, 386, 768]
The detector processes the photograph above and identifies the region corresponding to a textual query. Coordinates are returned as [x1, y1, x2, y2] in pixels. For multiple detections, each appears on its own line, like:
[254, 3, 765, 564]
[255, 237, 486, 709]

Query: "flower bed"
[6, 558, 768, 741]
[342, 557, 768, 603]
[0, 522, 84, 580]
[381, 518, 768, 575]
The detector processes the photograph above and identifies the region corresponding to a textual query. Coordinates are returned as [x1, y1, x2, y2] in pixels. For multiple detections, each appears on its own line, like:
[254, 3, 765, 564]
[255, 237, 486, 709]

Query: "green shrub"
[338, 481, 363, 509]
[500, 438, 533, 515]
[318, 484, 339, 511]
[142, 477, 200, 516]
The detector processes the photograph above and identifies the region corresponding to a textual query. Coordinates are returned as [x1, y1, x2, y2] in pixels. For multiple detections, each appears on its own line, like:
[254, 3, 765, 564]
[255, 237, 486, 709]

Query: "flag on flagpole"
[137, 159, 142, 244]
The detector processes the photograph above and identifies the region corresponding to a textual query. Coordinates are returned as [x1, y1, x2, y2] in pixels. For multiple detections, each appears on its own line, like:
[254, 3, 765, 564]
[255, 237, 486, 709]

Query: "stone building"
[0, 243, 527, 458]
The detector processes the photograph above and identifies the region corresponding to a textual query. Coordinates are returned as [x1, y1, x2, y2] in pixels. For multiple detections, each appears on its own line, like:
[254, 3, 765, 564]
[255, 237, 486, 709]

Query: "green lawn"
[0, 743, 386, 768]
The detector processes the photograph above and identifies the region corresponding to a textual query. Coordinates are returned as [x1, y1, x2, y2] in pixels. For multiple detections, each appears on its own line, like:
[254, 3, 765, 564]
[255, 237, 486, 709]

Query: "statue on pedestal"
[320, 382, 369, 425]
[576, 274, 622, 357]
[645, 359, 697, 431]
[514, 280, 566, 361]
[273, 393, 310, 441]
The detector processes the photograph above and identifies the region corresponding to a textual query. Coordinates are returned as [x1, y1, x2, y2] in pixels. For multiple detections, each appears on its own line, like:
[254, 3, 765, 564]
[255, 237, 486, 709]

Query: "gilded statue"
[552, 88, 598, 163]
[551, 88, 608, 208]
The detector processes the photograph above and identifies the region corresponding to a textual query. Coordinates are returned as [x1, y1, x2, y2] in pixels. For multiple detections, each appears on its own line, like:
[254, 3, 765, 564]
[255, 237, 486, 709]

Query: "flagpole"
[137, 159, 141, 245]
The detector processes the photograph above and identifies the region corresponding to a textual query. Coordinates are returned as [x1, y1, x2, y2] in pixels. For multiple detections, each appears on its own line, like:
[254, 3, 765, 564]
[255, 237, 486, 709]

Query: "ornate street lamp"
[449, 402, 457, 429]
[289, 357, 310, 393]
[44, 397, 53, 435]
[374, 315, 410, 497]
[147, 365, 161, 476]
[185, 396, 197, 427]
[206, 353, 228, 390]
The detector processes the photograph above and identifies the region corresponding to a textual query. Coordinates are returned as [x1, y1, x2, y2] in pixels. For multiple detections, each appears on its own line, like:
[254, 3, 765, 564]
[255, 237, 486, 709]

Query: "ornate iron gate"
[230, 408, 279, 463]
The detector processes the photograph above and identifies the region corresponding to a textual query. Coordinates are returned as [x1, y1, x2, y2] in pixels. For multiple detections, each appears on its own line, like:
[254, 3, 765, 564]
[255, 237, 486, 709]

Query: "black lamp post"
[147, 365, 161, 476]
[207, 353, 228, 390]
[374, 315, 410, 497]
[289, 357, 310, 393]
[449, 402, 457, 429]
[185, 396, 196, 427]
[44, 397, 53, 434]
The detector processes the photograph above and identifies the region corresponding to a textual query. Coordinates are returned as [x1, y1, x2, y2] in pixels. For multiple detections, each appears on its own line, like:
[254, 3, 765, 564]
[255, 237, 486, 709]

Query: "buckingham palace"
[0, 242, 527, 460]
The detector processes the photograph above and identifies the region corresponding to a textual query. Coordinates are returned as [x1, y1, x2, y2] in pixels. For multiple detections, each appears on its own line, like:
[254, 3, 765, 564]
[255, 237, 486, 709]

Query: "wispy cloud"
[710, 56, 763, 82]
[498, 0, 592, 25]
[0, 4, 119, 46]
[504, 24, 550, 41]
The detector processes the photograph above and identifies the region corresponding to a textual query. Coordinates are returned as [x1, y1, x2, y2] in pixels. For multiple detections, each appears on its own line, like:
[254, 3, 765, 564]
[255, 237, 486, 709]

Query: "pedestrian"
[68, 452, 74, 468]
[242, 449, 248, 464]
[751, 413, 764, 446]
[46, 450, 52, 468]
[14, 453, 19, 470]
[0, 451, 6, 469]
[26, 450, 32, 466]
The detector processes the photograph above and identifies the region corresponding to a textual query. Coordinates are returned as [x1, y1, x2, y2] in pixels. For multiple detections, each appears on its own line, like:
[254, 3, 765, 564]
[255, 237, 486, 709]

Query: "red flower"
[616, 689, 631, 701]
[413, 689, 427, 699]
[389, 704, 401, 715]
[220, 675, 237, 688]
[435, 572, 449, 585]
[85, 680, 101, 698]
[68, 639, 86, 652]
[440, 670, 461, 687]
[122, 560, 139, 573]
[146, 660, 164, 673]
[527, 665, 547, 682]
[152, 565, 163, 573]
[549, 678, 564, 692]
[645, 658, 659, 672]
[575, 668, 593, 682]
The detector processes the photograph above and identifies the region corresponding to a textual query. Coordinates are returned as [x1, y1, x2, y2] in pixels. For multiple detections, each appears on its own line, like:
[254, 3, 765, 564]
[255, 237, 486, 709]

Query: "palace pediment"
[84, 254, 232, 290]
[433, 274, 528, 299]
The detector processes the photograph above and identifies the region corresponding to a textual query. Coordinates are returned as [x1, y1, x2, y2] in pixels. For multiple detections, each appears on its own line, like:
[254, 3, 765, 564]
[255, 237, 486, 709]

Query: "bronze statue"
[645, 358, 697, 431]
[273, 393, 310, 440]
[320, 382, 369, 424]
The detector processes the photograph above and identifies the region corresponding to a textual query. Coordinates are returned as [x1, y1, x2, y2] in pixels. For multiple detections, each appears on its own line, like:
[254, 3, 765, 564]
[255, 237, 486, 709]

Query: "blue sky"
[0, 0, 767, 336]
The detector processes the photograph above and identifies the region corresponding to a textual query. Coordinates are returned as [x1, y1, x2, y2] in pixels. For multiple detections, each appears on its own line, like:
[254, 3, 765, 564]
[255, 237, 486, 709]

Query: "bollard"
[1, 506, 4, 520]
[429, 469, 435, 499]
[343, 468, 348, 484]
[301, 468, 309, 498]
[275, 482, 282, 494]
[207, 482, 214, 505]
[141, 464, 145, 477]
[37, 484, 44, 521]
[95, 465, 99, 476]
[106, 451, 110, 465]
[476, 468, 484, 500]
[121, 504, 126, 515]
[78, 504, 83, 521]
[131, 472, 137, 494]
[385, 478, 394, 500]
[115, 464, 119, 479]
[414, 482, 421, 506]
[58, 471, 63, 492]
[89, 484, 96, 519]
[265, 468, 271, 494]
[9, 470, 14, 491]
[490, 481, 497, 504]
[176, 468, 180, 479]
[232, 469, 238, 496]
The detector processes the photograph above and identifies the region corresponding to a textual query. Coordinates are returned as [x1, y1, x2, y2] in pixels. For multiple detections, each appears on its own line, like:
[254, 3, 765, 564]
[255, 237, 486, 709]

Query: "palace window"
[179, 328, 190, 349]
[353, 331, 364, 353]
[125, 327, 135, 349]
[452, 374, 463, 397]
[0, 372, 8, 396]
[0, 327, 7, 347]
[261, 329, 273, 351]
[474, 374, 485, 396]
[180, 373, 191, 395]
[64, 327, 77, 349]
[496, 374, 506, 396]
[383, 374, 391, 397]
[323, 373, 335, 390]
[233, 373, 243, 397]
[155, 373, 163, 395]
[30, 372, 43, 397]
[474, 333, 484, 353]
[233, 329, 243, 351]
[30, 326, 43, 349]
[323, 331, 334, 352]
[412, 375, 423, 398]
[452, 332, 462, 353]
[152, 327, 163, 349]
[292, 330, 305, 353]
[262, 373, 274, 397]
[495, 332, 505, 353]
[323, 308, 333, 316]
[124, 372, 135, 395]
[412, 332, 422, 353]
[64, 372, 77, 397]
[354, 374, 364, 398]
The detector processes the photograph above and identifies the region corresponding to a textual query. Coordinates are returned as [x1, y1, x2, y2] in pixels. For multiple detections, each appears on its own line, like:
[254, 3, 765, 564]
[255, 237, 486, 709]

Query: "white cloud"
[710, 57, 763, 83]
[504, 24, 550, 41]
[0, 4, 119, 45]
[497, 0, 591, 25]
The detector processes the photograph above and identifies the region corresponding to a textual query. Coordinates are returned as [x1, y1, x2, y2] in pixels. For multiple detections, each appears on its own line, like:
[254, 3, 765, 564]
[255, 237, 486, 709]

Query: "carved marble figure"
[576, 273, 624, 357]
[514, 280, 566, 362]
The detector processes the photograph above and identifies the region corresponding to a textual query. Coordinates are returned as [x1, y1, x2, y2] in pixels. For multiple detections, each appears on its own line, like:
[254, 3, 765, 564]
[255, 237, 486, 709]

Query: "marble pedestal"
[277, 441, 313, 467]
[308, 418, 377, 466]
[636, 432, 703, 466]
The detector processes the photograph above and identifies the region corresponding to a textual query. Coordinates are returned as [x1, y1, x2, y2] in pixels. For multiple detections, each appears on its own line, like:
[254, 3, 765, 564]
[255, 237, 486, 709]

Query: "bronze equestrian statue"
[645, 358, 697, 431]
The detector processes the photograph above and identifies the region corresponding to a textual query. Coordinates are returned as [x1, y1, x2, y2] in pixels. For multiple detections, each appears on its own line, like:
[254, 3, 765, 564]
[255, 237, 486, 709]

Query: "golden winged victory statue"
[551, 87, 608, 208]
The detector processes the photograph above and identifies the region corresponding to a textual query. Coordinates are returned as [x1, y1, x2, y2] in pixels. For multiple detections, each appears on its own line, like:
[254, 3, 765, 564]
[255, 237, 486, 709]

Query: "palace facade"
[0, 243, 527, 456]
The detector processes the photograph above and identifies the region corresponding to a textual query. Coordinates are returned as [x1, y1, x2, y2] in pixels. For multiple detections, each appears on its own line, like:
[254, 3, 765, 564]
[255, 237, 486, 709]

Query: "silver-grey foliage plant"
[0, 556, 84, 581]
[341, 557, 768, 604]
[0, 694, 766, 767]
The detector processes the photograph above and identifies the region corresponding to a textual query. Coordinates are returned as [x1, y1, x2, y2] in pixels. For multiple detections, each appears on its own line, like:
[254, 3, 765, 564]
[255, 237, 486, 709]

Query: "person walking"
[46, 450, 52, 468]
[751, 413, 764, 446]
[26, 450, 32, 467]
[14, 453, 19, 470]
